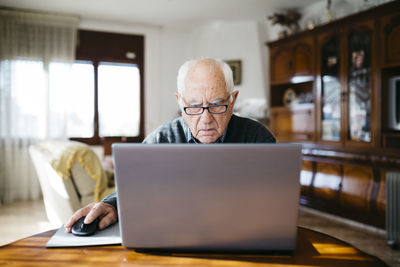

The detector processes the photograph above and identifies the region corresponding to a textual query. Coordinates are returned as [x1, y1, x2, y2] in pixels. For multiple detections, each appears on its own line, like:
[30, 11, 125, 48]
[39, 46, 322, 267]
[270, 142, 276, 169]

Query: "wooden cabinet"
[316, 30, 342, 143]
[316, 19, 375, 146]
[380, 11, 400, 67]
[269, 35, 315, 142]
[267, 1, 400, 229]
[270, 36, 314, 84]
[300, 161, 314, 197]
[344, 20, 375, 145]
[313, 162, 341, 203]
[376, 170, 387, 216]
[340, 166, 374, 211]
[270, 46, 292, 84]
[380, 10, 400, 148]
[293, 37, 314, 77]
[299, 153, 389, 228]
[270, 104, 314, 142]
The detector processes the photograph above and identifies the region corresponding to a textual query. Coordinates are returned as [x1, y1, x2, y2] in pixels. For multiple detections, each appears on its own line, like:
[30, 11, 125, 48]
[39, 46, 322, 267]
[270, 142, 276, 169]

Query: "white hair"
[177, 58, 235, 97]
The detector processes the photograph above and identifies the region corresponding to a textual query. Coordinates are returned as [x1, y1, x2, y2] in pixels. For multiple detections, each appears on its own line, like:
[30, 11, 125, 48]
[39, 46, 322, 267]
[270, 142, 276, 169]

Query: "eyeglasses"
[183, 104, 228, 115]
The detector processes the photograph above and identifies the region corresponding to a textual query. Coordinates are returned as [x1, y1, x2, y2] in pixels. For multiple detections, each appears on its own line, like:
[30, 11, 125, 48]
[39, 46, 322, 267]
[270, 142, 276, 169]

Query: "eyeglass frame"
[180, 93, 233, 116]
[183, 104, 229, 115]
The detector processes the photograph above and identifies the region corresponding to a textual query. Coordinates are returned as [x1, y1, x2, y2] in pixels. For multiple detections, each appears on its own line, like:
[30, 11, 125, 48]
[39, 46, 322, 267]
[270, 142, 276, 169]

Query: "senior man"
[65, 58, 275, 233]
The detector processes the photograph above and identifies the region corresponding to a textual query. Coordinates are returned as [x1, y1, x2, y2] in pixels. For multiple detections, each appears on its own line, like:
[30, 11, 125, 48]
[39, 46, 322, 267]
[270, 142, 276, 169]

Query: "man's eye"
[187, 107, 202, 112]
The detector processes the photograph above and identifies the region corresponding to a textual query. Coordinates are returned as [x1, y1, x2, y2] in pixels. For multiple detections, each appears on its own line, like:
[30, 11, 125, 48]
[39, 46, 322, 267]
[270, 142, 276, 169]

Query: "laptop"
[112, 143, 302, 253]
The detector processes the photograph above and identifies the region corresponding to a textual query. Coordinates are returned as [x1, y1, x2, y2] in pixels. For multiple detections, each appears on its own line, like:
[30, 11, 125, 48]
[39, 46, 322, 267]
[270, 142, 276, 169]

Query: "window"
[69, 30, 144, 152]
[65, 61, 95, 138]
[98, 62, 141, 137]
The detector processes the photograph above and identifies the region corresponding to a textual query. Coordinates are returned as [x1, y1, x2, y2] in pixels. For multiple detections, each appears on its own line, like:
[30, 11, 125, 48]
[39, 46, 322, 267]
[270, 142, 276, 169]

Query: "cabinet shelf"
[270, 82, 314, 108]
[270, 75, 314, 86]
[271, 103, 314, 110]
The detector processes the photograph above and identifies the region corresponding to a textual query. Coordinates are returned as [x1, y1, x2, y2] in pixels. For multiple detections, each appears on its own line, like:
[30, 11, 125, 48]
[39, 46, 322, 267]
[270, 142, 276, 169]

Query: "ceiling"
[0, 0, 317, 29]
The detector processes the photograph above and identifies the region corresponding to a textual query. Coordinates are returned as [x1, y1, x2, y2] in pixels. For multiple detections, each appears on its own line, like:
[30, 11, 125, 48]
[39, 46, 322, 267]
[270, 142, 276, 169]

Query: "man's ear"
[175, 92, 183, 110]
[174, 92, 180, 102]
[231, 90, 239, 105]
[174, 92, 183, 116]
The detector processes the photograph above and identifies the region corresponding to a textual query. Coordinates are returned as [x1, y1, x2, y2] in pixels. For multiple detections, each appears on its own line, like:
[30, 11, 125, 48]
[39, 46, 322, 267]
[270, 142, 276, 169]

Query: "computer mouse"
[71, 216, 100, 236]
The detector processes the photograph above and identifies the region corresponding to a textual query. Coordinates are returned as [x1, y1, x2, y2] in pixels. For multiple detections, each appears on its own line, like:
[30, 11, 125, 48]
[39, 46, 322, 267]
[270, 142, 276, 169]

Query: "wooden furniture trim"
[302, 147, 400, 168]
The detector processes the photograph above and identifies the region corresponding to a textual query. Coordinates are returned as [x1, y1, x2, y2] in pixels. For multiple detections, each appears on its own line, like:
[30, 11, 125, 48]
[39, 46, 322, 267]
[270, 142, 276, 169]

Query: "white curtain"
[0, 9, 79, 203]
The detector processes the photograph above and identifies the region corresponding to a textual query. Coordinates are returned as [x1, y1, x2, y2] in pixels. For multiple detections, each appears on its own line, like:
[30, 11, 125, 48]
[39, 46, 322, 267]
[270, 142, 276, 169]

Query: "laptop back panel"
[113, 144, 302, 252]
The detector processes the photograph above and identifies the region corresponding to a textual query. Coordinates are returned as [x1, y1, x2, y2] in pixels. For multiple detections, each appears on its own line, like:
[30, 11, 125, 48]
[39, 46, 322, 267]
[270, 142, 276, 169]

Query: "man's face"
[176, 60, 238, 144]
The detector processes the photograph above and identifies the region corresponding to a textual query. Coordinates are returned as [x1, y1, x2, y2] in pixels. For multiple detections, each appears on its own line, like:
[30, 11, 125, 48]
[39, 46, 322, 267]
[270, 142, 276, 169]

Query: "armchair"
[29, 140, 114, 227]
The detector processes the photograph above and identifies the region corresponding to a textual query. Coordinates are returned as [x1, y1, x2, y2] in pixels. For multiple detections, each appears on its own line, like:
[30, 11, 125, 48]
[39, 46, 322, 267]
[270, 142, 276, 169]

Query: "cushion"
[38, 140, 110, 202]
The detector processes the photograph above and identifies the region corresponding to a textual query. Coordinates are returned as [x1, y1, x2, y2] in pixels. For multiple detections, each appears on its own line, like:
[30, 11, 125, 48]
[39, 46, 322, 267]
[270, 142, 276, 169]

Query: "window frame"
[69, 30, 145, 153]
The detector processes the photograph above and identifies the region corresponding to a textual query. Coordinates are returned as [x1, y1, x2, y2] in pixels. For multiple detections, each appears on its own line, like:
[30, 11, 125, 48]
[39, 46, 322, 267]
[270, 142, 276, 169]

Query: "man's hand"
[64, 202, 117, 233]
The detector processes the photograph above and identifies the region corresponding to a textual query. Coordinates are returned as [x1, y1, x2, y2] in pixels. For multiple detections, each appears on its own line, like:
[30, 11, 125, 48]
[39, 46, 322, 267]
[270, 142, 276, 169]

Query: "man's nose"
[199, 108, 214, 123]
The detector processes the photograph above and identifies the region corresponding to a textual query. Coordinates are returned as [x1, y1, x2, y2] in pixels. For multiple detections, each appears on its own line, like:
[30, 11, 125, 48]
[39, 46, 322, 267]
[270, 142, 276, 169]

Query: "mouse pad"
[46, 222, 121, 248]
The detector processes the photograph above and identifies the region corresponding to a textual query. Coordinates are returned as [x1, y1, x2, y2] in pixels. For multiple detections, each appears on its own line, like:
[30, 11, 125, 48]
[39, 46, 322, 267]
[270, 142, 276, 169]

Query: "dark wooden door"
[270, 45, 292, 84]
[293, 37, 314, 77]
[380, 11, 400, 67]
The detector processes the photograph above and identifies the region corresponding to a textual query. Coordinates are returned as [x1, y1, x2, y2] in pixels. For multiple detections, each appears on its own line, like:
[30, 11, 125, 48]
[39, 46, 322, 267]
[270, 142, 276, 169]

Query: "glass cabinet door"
[347, 27, 372, 142]
[321, 36, 341, 141]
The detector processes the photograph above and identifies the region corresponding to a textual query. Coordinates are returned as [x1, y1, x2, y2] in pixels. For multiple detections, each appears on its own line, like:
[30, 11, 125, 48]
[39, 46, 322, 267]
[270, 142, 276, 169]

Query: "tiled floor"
[0, 200, 399, 266]
[0, 200, 53, 247]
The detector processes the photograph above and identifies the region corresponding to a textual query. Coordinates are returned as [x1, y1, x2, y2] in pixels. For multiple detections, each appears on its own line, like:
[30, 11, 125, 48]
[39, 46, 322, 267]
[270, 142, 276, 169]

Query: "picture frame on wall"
[226, 60, 242, 85]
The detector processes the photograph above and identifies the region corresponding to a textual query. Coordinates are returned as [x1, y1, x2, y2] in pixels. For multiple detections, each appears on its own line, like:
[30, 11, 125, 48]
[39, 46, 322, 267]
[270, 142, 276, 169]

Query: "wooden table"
[0, 227, 387, 266]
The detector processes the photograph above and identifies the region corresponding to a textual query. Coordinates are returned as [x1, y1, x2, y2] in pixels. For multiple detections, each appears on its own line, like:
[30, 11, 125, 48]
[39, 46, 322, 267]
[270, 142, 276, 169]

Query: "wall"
[159, 29, 194, 123]
[190, 20, 269, 107]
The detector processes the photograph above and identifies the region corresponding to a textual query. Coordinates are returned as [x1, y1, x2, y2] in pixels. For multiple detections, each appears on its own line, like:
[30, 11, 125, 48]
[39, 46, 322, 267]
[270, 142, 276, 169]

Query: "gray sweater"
[102, 114, 275, 208]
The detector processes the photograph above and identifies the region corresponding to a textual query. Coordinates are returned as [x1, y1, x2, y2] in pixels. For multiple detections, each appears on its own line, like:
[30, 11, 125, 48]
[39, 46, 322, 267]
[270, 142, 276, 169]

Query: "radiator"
[386, 172, 400, 248]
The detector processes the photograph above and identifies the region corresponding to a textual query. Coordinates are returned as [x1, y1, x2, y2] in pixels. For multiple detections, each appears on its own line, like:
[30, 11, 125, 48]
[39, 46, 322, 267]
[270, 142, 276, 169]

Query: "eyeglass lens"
[185, 105, 227, 115]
